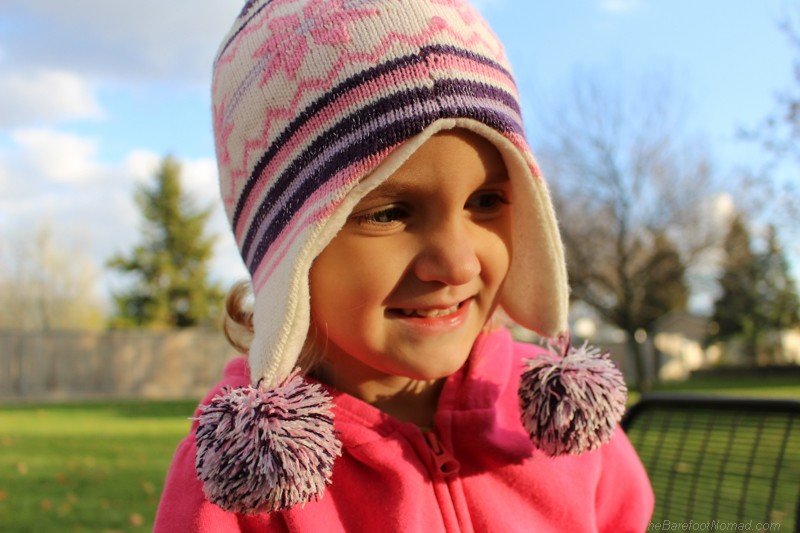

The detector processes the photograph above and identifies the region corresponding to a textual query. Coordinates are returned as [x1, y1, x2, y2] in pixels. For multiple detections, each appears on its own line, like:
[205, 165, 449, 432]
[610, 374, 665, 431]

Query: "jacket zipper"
[423, 430, 472, 532]
[424, 430, 460, 478]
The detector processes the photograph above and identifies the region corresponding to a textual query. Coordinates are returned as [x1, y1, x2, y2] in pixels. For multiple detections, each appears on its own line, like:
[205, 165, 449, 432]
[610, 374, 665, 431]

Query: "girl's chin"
[382, 356, 471, 382]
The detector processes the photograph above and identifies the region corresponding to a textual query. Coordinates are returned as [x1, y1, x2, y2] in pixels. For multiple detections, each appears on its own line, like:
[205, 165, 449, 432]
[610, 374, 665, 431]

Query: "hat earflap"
[194, 370, 341, 514]
[518, 333, 627, 456]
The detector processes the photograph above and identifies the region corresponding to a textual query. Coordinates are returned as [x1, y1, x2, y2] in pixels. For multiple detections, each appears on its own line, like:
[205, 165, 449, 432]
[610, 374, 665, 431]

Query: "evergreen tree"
[711, 214, 759, 349]
[637, 232, 689, 327]
[710, 215, 800, 363]
[759, 225, 800, 348]
[107, 156, 223, 328]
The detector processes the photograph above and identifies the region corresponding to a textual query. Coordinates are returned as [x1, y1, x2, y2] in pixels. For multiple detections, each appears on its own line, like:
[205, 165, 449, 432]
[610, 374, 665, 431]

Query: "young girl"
[156, 0, 654, 530]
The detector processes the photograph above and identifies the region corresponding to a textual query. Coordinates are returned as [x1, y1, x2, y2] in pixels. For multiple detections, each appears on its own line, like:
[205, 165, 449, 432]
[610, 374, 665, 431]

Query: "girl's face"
[309, 128, 513, 384]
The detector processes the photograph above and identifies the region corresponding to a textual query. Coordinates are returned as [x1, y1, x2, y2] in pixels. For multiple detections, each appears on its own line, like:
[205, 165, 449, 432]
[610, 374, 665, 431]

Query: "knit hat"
[197, 0, 626, 514]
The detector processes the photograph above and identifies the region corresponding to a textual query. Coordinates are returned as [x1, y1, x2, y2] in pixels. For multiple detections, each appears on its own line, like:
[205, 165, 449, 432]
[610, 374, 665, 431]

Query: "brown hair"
[221, 279, 323, 373]
[221, 279, 255, 354]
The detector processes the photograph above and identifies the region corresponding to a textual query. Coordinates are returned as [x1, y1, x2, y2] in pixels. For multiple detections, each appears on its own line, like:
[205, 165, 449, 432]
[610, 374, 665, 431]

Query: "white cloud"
[122, 151, 221, 206]
[182, 158, 221, 205]
[0, 69, 104, 128]
[598, 0, 642, 14]
[123, 150, 161, 184]
[11, 128, 103, 186]
[0, 151, 8, 191]
[2, 1, 241, 85]
[0, 136, 247, 306]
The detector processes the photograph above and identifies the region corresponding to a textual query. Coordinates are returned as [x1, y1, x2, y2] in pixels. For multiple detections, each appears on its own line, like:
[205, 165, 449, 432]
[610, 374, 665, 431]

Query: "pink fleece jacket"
[155, 328, 654, 532]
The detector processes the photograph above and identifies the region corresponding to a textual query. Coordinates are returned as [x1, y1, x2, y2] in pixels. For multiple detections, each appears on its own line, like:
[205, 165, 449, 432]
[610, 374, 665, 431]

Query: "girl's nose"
[413, 218, 481, 286]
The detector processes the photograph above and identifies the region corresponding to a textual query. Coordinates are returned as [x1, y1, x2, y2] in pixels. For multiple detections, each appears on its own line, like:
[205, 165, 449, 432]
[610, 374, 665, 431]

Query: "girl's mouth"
[386, 298, 472, 331]
[395, 302, 461, 318]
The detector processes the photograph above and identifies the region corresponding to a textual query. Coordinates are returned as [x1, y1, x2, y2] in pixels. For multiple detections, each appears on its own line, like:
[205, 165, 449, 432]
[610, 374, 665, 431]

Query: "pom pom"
[194, 371, 341, 514]
[518, 336, 627, 456]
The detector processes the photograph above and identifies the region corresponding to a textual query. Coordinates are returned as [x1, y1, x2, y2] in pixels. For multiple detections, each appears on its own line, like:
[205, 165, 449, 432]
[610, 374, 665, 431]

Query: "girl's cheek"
[482, 220, 513, 268]
[357, 254, 408, 302]
[353, 235, 414, 273]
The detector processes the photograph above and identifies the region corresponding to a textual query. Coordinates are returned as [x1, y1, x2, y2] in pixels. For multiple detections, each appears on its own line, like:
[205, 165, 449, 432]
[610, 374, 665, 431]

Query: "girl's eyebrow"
[364, 171, 509, 200]
[362, 182, 415, 200]
[485, 171, 509, 184]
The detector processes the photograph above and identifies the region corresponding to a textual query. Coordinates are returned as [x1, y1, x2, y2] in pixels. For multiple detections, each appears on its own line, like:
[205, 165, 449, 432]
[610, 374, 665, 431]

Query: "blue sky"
[0, 0, 796, 311]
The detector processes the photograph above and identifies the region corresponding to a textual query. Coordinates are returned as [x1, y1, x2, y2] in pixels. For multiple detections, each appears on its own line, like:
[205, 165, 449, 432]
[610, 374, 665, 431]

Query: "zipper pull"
[424, 431, 460, 478]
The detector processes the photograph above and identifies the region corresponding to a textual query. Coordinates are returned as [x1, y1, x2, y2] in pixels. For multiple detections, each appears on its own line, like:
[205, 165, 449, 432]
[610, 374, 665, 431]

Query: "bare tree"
[0, 221, 107, 331]
[746, 7, 800, 164]
[738, 6, 800, 259]
[537, 72, 721, 390]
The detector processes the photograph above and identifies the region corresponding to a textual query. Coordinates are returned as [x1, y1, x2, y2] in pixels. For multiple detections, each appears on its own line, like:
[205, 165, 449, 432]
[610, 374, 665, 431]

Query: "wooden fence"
[0, 328, 238, 401]
[1, 326, 740, 402]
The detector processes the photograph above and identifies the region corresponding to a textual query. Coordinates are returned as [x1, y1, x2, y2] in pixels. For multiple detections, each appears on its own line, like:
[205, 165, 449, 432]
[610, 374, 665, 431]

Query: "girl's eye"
[354, 206, 407, 226]
[466, 192, 509, 212]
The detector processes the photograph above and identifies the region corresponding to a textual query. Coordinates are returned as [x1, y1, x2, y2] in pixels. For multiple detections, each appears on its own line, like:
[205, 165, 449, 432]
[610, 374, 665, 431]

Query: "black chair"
[622, 393, 800, 532]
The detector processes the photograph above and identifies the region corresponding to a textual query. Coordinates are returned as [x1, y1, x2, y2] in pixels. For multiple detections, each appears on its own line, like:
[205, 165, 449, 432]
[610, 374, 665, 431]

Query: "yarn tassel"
[518, 334, 627, 456]
[194, 370, 341, 514]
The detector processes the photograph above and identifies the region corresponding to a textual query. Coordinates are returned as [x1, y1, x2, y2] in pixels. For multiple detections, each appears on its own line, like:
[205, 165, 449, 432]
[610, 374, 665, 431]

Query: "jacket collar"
[314, 327, 515, 446]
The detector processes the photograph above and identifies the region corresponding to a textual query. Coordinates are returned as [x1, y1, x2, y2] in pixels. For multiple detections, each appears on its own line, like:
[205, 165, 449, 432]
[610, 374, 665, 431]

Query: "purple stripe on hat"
[436, 79, 522, 123]
[241, 79, 524, 269]
[243, 97, 432, 269]
[240, 78, 523, 268]
[241, 88, 432, 269]
[242, 86, 523, 273]
[228, 44, 514, 232]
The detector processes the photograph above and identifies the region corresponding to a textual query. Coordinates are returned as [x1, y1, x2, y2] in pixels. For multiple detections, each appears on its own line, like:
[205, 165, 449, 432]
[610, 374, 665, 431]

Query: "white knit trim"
[447, 120, 569, 335]
[249, 117, 568, 386]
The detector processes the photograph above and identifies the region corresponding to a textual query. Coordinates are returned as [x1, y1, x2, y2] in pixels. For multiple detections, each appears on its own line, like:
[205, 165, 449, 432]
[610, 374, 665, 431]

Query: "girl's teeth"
[400, 304, 459, 318]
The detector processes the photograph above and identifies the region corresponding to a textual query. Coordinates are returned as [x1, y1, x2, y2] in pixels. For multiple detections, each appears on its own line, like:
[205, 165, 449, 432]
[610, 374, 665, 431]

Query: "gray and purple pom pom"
[194, 371, 341, 514]
[518, 337, 627, 456]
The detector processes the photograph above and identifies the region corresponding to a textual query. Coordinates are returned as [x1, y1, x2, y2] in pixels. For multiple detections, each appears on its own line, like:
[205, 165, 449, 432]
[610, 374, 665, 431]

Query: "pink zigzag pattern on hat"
[227, 60, 431, 230]
[215, 1, 298, 70]
[231, 53, 519, 242]
[215, 5, 503, 153]
[257, 14, 313, 81]
[213, 100, 235, 175]
[219, 17, 509, 211]
[215, 0, 377, 70]
[253, 0, 378, 83]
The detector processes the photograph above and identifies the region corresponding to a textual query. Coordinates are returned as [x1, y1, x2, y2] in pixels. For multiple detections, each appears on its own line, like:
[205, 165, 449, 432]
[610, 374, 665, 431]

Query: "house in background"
[558, 305, 717, 382]
[485, 304, 799, 385]
[782, 330, 800, 364]
[650, 311, 718, 380]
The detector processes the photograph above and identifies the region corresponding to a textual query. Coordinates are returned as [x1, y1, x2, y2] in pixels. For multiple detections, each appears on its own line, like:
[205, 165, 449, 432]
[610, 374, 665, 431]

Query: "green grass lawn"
[1, 376, 798, 532]
[0, 399, 197, 532]
[627, 374, 800, 405]
[625, 376, 800, 531]
[624, 404, 800, 530]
